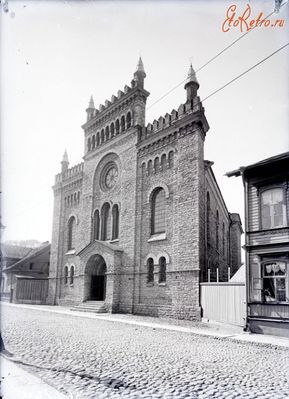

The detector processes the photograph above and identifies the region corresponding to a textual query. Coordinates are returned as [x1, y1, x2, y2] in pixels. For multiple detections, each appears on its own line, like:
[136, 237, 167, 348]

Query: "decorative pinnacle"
[187, 63, 199, 86]
[62, 149, 69, 164]
[88, 95, 95, 109]
[136, 56, 145, 73]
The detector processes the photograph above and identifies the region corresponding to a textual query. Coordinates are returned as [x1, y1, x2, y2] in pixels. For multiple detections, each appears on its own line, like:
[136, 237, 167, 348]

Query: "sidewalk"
[2, 302, 289, 349]
[0, 355, 67, 399]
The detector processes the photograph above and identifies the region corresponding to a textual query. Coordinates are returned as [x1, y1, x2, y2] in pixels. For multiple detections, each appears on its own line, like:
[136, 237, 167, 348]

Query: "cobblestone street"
[1, 305, 289, 399]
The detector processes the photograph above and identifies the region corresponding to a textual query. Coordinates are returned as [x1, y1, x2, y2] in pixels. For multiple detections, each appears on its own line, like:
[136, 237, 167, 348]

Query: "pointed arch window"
[70, 266, 74, 285]
[159, 257, 166, 283]
[147, 258, 154, 283]
[126, 112, 132, 129]
[68, 216, 76, 250]
[151, 188, 166, 235]
[101, 202, 110, 241]
[112, 204, 119, 240]
[93, 209, 100, 240]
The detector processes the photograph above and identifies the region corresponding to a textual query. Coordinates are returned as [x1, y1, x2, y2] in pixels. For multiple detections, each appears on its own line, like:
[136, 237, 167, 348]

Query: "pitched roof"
[4, 242, 51, 272]
[1, 244, 32, 259]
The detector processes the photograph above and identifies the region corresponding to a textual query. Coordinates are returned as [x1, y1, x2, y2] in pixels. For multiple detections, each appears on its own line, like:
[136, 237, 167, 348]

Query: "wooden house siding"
[250, 304, 289, 320]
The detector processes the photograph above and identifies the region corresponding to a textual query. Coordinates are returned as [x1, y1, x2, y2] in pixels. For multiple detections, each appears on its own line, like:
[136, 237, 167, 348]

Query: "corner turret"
[86, 95, 95, 121]
[133, 57, 146, 89]
[61, 149, 69, 173]
[184, 64, 199, 102]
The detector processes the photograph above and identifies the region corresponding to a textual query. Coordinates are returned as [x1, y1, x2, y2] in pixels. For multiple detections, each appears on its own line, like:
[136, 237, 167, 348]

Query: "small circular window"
[100, 162, 119, 191]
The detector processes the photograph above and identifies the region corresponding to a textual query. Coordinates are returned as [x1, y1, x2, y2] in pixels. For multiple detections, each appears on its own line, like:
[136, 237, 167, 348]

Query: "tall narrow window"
[222, 222, 225, 255]
[64, 266, 68, 285]
[161, 154, 166, 171]
[216, 210, 219, 250]
[96, 132, 100, 146]
[115, 119, 120, 135]
[121, 115, 125, 132]
[112, 204, 119, 240]
[93, 209, 100, 240]
[87, 137, 91, 152]
[151, 188, 165, 235]
[101, 203, 110, 241]
[261, 188, 286, 229]
[154, 157, 159, 173]
[101, 129, 105, 143]
[147, 258, 154, 283]
[206, 192, 210, 243]
[70, 266, 74, 285]
[126, 112, 132, 129]
[105, 126, 109, 141]
[168, 151, 174, 168]
[159, 257, 166, 283]
[92, 135, 96, 149]
[110, 123, 115, 137]
[67, 217, 76, 250]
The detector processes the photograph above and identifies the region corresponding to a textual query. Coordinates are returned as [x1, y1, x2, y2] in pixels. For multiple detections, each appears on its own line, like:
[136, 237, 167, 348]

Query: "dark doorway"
[90, 275, 105, 301]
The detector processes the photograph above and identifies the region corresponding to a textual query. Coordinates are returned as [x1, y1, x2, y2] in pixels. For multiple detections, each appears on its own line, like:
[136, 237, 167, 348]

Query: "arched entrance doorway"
[84, 255, 107, 301]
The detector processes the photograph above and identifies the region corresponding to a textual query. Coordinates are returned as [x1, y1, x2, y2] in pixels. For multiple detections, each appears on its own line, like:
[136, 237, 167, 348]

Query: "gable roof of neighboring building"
[3, 242, 50, 272]
[226, 151, 289, 178]
[1, 244, 32, 260]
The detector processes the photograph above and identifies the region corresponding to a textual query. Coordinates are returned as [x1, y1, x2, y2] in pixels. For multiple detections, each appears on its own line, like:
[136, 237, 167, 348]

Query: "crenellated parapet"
[82, 58, 150, 157]
[137, 96, 206, 147]
[54, 162, 84, 186]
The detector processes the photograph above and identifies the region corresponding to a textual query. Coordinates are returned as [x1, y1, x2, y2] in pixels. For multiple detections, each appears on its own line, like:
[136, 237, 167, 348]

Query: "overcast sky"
[1, 0, 289, 243]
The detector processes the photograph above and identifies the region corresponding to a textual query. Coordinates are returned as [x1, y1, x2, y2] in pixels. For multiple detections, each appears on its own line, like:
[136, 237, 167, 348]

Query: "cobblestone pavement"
[1, 306, 289, 399]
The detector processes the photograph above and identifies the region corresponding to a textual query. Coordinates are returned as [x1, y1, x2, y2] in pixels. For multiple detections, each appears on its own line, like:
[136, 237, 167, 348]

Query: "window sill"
[158, 282, 167, 287]
[148, 233, 166, 242]
[110, 239, 119, 244]
[65, 249, 76, 255]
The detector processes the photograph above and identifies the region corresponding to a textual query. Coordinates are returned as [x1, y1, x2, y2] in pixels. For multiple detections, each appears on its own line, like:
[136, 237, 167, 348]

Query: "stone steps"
[71, 301, 107, 313]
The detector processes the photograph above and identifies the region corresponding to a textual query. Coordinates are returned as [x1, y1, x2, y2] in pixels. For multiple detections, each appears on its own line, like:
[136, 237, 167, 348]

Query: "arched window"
[216, 210, 219, 250]
[93, 209, 100, 240]
[110, 123, 115, 137]
[168, 151, 174, 168]
[105, 126, 109, 141]
[101, 129, 105, 143]
[101, 202, 110, 241]
[121, 115, 125, 132]
[161, 154, 166, 171]
[206, 192, 210, 243]
[96, 132, 100, 146]
[74, 192, 77, 203]
[77, 191, 80, 203]
[148, 160, 153, 175]
[141, 162, 146, 177]
[126, 112, 132, 129]
[67, 216, 76, 250]
[261, 188, 286, 229]
[147, 258, 154, 283]
[112, 204, 119, 240]
[151, 188, 166, 235]
[154, 157, 159, 173]
[87, 137, 91, 152]
[64, 266, 68, 285]
[115, 119, 120, 135]
[70, 266, 74, 285]
[92, 135, 96, 149]
[159, 257, 166, 283]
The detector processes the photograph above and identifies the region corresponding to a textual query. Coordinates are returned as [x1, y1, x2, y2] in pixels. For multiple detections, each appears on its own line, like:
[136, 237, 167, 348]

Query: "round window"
[100, 162, 119, 191]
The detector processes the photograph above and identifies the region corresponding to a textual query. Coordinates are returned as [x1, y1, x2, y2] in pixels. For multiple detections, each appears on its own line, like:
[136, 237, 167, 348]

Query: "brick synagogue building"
[47, 58, 242, 320]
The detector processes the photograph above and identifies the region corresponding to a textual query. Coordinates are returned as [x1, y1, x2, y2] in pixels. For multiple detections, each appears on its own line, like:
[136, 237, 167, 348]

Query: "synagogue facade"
[48, 59, 242, 320]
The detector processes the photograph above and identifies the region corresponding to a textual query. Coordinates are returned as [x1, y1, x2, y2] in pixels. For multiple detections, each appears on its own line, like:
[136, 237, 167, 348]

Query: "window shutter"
[250, 263, 261, 302]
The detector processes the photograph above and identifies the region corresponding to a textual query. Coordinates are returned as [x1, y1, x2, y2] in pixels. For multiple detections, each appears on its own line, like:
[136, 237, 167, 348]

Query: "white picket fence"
[200, 282, 246, 327]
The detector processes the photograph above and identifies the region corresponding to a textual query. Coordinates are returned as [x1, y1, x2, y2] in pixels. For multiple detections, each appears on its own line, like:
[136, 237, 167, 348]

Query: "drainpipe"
[242, 172, 250, 332]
